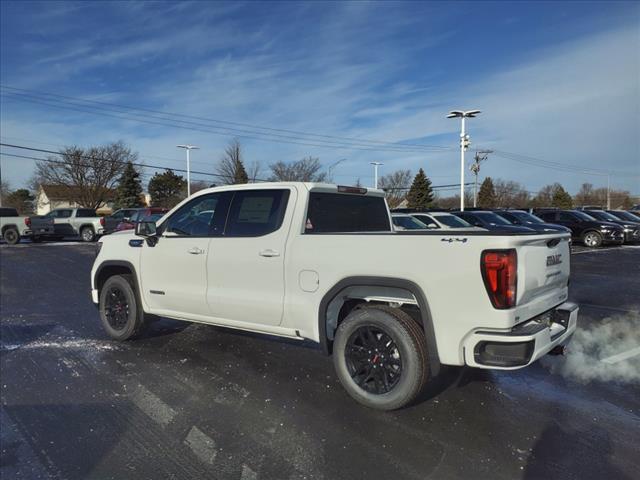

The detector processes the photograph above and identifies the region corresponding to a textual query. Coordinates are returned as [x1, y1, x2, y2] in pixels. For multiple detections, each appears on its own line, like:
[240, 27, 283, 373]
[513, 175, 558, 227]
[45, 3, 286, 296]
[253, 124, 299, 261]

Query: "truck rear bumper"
[463, 302, 578, 370]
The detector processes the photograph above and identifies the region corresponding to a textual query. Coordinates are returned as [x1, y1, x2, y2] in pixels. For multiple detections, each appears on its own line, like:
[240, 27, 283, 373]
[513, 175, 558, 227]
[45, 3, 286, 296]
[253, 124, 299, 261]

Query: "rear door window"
[76, 209, 96, 217]
[305, 192, 390, 233]
[225, 190, 289, 237]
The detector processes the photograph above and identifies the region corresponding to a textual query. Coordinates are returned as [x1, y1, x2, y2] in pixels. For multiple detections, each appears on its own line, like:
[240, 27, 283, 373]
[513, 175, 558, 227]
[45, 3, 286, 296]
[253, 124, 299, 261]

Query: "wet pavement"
[1, 242, 639, 479]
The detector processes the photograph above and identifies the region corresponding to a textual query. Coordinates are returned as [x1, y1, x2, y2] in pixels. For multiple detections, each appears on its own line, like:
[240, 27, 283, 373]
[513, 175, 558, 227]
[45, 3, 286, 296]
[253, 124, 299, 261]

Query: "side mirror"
[123, 216, 131, 222]
[427, 223, 439, 229]
[135, 221, 157, 237]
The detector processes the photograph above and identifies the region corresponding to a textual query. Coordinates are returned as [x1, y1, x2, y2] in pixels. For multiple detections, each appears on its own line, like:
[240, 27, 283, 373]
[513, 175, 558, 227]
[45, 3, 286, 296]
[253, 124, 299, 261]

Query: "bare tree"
[247, 161, 261, 183]
[493, 179, 529, 208]
[378, 169, 412, 208]
[216, 139, 250, 184]
[269, 156, 329, 182]
[32, 142, 135, 209]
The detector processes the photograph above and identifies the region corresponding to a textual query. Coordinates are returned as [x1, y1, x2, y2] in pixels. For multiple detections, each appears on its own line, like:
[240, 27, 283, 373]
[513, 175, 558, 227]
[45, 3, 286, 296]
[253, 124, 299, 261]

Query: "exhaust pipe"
[548, 345, 566, 356]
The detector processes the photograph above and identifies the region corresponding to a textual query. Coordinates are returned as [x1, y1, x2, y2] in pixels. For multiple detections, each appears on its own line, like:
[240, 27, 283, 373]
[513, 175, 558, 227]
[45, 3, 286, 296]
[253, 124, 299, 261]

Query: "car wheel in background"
[333, 304, 429, 410]
[582, 231, 603, 248]
[3, 228, 20, 245]
[81, 226, 95, 242]
[99, 274, 147, 341]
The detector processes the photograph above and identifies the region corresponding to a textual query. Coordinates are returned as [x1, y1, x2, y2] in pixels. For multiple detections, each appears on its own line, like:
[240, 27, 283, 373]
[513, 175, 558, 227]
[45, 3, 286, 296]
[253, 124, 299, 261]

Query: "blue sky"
[1, 1, 639, 195]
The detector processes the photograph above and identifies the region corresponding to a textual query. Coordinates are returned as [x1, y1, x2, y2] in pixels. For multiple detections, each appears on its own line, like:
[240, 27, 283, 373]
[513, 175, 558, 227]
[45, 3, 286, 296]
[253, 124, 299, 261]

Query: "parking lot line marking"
[130, 384, 177, 427]
[601, 346, 640, 364]
[184, 426, 217, 465]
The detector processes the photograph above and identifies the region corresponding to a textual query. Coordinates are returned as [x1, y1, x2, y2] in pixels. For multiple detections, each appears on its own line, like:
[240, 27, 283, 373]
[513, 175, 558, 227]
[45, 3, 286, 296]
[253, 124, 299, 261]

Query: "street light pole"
[447, 109, 481, 211]
[176, 144, 200, 197]
[607, 173, 611, 210]
[370, 162, 383, 189]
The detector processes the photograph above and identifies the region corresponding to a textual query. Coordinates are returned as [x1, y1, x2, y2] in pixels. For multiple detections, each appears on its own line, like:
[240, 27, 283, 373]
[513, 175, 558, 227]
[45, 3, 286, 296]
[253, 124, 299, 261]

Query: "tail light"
[481, 249, 517, 309]
[100, 217, 105, 227]
[24, 217, 31, 227]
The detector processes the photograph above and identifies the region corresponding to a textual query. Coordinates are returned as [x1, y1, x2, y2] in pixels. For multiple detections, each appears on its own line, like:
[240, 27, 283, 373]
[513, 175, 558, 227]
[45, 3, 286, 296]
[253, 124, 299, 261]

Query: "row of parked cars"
[391, 207, 640, 248]
[0, 206, 168, 245]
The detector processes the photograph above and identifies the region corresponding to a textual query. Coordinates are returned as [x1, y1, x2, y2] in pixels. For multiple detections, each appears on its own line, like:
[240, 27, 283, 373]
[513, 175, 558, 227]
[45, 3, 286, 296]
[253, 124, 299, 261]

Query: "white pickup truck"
[91, 183, 578, 410]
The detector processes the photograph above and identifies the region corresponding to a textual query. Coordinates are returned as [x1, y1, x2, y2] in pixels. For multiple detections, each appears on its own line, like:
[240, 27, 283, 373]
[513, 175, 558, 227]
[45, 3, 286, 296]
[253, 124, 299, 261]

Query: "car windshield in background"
[434, 214, 471, 228]
[588, 211, 621, 222]
[612, 211, 640, 222]
[142, 213, 165, 222]
[305, 193, 390, 233]
[573, 211, 597, 221]
[475, 212, 511, 225]
[508, 211, 545, 224]
[393, 216, 427, 230]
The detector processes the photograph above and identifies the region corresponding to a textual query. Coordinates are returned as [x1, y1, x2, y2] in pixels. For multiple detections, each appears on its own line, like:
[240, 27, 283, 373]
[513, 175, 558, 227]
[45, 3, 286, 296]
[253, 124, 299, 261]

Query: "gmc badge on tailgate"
[546, 254, 562, 266]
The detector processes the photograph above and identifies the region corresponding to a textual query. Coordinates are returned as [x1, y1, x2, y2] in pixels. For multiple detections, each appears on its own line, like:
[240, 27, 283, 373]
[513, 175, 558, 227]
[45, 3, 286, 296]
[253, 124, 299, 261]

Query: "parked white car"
[391, 213, 428, 230]
[411, 212, 487, 231]
[91, 183, 578, 410]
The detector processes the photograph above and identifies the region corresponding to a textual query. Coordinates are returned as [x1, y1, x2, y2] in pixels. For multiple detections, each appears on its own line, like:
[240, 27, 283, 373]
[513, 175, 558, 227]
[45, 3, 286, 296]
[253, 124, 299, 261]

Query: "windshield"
[573, 210, 597, 221]
[509, 211, 545, 224]
[610, 211, 640, 222]
[475, 212, 512, 226]
[588, 211, 619, 222]
[392, 216, 427, 230]
[433, 214, 471, 228]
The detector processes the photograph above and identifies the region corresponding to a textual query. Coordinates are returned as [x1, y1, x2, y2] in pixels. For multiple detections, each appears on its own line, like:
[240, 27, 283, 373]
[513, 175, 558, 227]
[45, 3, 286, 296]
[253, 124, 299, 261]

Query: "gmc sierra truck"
[0, 207, 54, 244]
[42, 207, 105, 242]
[91, 183, 578, 410]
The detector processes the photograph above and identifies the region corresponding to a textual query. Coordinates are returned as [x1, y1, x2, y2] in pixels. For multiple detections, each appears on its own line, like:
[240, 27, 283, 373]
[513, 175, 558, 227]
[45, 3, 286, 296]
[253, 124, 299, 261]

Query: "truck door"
[49, 209, 74, 236]
[139, 192, 232, 318]
[207, 188, 294, 326]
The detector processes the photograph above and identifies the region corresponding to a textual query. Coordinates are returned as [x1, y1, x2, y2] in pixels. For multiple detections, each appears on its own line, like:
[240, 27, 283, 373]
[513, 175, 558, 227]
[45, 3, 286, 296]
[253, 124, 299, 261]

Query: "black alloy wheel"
[345, 326, 402, 394]
[104, 286, 130, 331]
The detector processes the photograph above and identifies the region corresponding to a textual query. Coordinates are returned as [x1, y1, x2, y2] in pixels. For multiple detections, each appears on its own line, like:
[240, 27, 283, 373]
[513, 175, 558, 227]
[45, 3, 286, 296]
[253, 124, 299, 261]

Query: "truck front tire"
[3, 227, 20, 245]
[333, 304, 429, 410]
[99, 274, 147, 341]
[81, 226, 95, 242]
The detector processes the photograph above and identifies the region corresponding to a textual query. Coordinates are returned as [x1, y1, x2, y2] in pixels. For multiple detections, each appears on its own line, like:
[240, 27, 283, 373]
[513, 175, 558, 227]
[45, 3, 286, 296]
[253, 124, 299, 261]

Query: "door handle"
[188, 247, 205, 255]
[259, 249, 280, 257]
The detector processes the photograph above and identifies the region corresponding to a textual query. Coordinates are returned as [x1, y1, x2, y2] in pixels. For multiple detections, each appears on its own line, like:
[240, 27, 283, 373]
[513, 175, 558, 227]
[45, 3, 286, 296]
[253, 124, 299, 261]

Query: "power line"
[0, 88, 450, 154]
[0, 85, 452, 151]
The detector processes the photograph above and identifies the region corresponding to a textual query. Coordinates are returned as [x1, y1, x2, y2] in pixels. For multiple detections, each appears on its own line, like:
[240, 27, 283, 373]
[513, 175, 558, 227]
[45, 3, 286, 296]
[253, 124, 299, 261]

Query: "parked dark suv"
[494, 210, 571, 234]
[581, 210, 640, 243]
[450, 210, 536, 233]
[535, 209, 624, 247]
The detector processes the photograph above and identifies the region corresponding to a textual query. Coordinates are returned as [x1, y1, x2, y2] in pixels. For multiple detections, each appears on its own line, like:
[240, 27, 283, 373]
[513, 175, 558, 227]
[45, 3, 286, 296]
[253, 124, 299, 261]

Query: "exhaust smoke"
[542, 312, 640, 384]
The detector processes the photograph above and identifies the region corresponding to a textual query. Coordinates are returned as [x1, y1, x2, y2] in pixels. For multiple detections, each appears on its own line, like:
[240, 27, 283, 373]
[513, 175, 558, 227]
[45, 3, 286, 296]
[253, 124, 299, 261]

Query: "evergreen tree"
[115, 161, 144, 208]
[551, 183, 573, 209]
[148, 170, 187, 208]
[233, 159, 249, 184]
[406, 168, 434, 209]
[478, 177, 496, 208]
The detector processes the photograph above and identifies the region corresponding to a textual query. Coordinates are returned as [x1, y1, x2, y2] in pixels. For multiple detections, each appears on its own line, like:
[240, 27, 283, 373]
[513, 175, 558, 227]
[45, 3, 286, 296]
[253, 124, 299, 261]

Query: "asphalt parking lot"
[1, 241, 639, 480]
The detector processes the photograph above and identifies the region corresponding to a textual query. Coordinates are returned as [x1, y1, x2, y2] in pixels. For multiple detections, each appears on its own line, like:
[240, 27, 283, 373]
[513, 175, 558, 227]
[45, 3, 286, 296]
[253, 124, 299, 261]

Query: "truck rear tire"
[3, 227, 20, 245]
[99, 274, 147, 341]
[333, 304, 429, 410]
[81, 226, 95, 242]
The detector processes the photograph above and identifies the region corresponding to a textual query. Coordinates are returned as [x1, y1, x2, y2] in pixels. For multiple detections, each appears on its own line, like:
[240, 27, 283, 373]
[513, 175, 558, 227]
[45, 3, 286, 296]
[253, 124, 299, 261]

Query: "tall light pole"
[447, 110, 481, 210]
[470, 149, 492, 207]
[328, 158, 347, 180]
[176, 144, 200, 197]
[370, 162, 383, 189]
[606, 173, 611, 210]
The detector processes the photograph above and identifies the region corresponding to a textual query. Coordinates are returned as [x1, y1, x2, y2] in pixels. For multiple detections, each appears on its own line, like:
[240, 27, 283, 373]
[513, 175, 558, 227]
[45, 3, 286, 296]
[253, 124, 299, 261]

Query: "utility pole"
[370, 162, 383, 189]
[176, 144, 200, 197]
[470, 150, 492, 207]
[607, 173, 611, 210]
[447, 110, 481, 210]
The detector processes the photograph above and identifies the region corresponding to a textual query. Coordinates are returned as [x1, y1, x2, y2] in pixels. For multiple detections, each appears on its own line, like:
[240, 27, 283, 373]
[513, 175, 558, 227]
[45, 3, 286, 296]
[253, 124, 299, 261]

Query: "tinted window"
[433, 214, 471, 228]
[165, 193, 229, 236]
[538, 212, 556, 222]
[588, 211, 618, 222]
[111, 210, 125, 219]
[412, 214, 439, 228]
[475, 212, 511, 225]
[0, 208, 19, 217]
[573, 211, 596, 221]
[509, 211, 544, 224]
[558, 212, 575, 222]
[305, 192, 390, 233]
[76, 209, 96, 217]
[226, 190, 289, 237]
[392, 216, 427, 230]
[55, 209, 73, 218]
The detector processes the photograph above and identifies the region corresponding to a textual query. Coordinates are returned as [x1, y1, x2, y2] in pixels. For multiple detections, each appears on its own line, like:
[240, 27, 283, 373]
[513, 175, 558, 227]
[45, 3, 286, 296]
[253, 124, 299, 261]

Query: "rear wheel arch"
[318, 276, 440, 375]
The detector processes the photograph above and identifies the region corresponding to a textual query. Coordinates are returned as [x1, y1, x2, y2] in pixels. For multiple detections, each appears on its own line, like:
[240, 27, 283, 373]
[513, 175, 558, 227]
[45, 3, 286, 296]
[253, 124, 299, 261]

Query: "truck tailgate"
[516, 234, 571, 306]
[29, 216, 55, 234]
